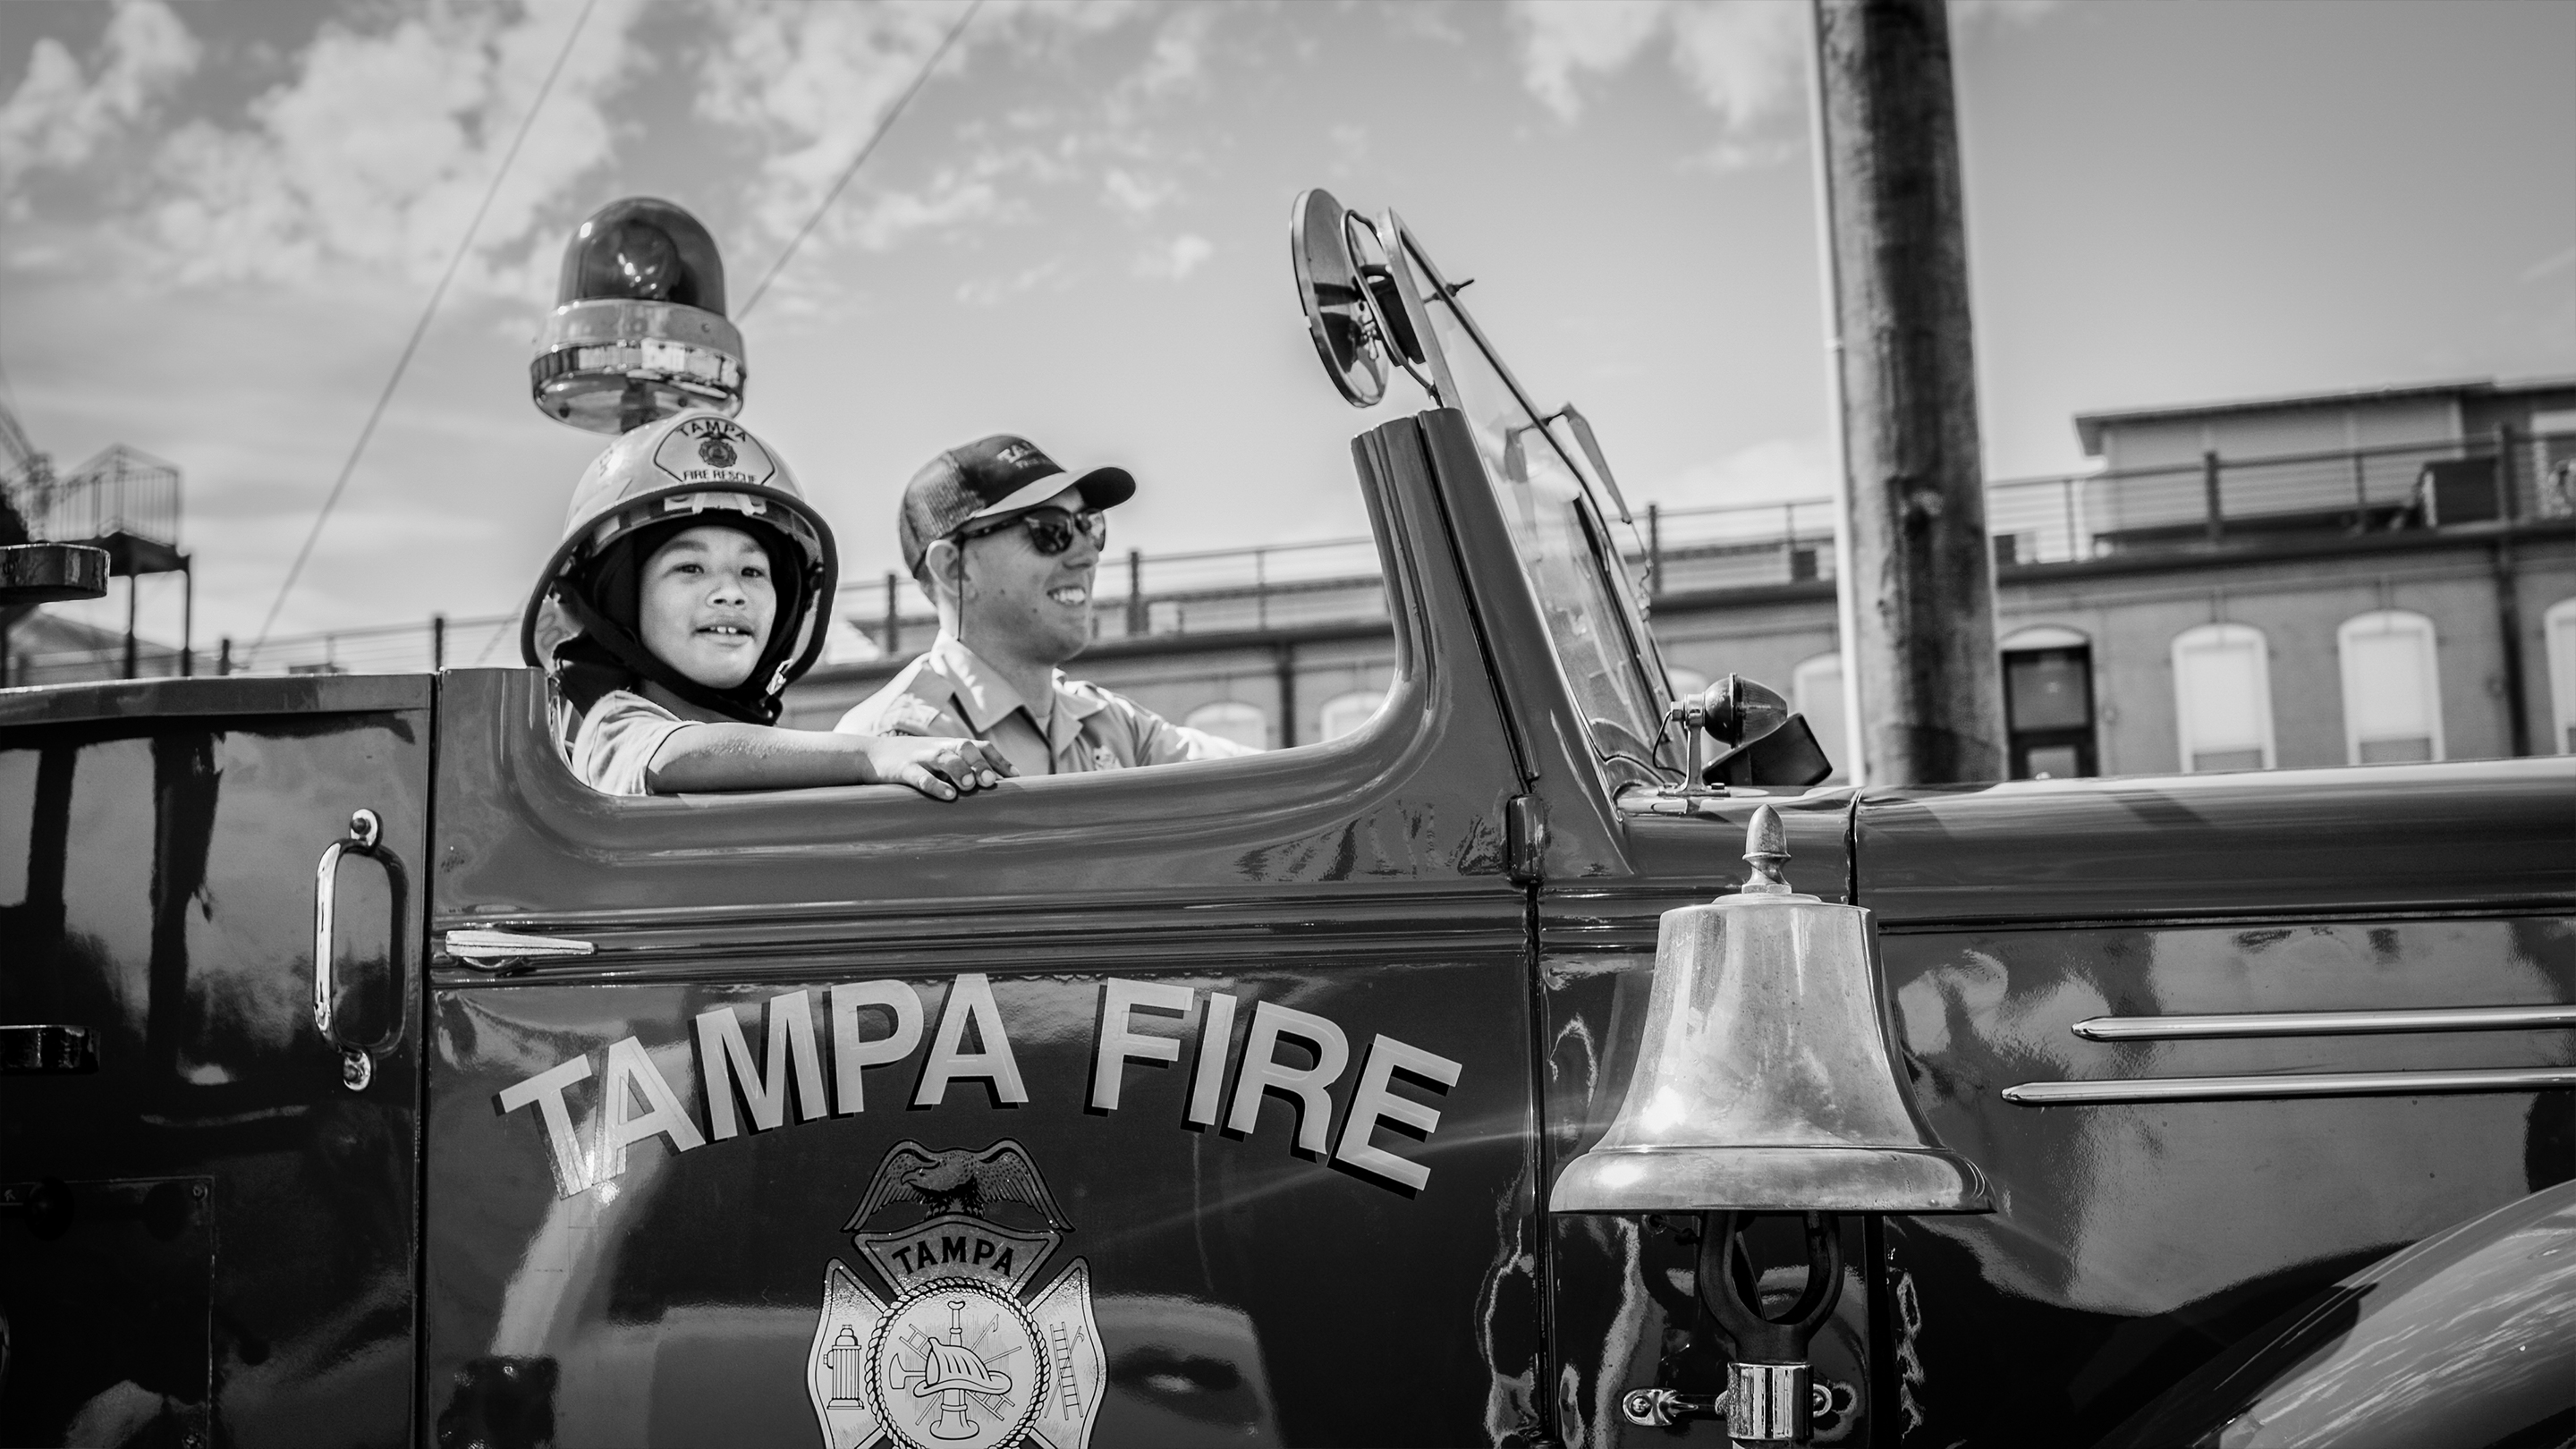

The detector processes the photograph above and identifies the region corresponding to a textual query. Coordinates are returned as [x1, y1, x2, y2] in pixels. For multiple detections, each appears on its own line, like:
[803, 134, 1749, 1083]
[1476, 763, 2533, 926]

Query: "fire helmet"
[519, 411, 838, 723]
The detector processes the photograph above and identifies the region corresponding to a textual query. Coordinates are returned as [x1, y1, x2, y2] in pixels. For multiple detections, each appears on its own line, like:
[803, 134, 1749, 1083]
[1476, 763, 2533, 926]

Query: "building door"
[2004, 637, 2098, 779]
[1, 675, 430, 1447]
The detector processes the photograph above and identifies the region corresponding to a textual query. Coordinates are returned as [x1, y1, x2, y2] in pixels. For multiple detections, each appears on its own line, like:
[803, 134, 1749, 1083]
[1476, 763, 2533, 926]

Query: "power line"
[249, 0, 598, 656]
[737, 0, 984, 319]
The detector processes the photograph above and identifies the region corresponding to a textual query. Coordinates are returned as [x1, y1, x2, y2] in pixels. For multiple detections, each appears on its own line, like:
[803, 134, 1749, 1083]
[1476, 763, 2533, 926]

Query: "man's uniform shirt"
[835, 632, 1258, 776]
[568, 689, 693, 797]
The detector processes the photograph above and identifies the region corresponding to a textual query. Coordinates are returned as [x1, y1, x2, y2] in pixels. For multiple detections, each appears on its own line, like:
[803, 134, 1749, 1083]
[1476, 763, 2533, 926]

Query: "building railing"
[1984, 425, 2575, 565]
[13, 427, 2571, 685]
[854, 535, 1393, 659]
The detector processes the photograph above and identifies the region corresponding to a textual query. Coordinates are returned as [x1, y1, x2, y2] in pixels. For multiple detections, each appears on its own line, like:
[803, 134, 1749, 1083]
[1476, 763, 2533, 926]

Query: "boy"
[521, 411, 1009, 799]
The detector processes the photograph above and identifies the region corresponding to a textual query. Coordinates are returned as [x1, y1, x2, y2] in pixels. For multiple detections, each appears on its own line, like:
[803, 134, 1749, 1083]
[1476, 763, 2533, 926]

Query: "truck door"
[1856, 768, 2576, 1445]
[1, 674, 431, 1448]
[419, 415, 1550, 1448]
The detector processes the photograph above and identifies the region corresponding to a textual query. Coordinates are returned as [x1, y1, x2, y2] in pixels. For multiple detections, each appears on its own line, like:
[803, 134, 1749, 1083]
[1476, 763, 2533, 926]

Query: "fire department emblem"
[652, 414, 775, 487]
[807, 1140, 1103, 1449]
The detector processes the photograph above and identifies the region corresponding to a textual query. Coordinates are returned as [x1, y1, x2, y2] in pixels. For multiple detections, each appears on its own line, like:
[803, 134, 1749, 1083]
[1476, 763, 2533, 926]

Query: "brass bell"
[1546, 804, 1988, 1433]
[1551, 803, 1989, 1216]
[1552, 804, 1989, 1445]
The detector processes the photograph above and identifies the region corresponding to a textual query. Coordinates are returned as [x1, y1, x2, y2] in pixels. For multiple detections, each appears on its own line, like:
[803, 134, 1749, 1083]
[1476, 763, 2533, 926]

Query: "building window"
[1316, 690, 1386, 742]
[2000, 626, 2096, 779]
[2171, 623, 2275, 772]
[2533, 411, 2576, 520]
[2337, 610, 2443, 764]
[1182, 700, 1269, 751]
[1790, 652, 1848, 784]
[2549, 598, 2576, 755]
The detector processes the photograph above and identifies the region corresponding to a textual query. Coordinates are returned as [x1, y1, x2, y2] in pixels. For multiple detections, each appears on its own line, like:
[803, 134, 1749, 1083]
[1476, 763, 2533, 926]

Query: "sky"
[4, 0, 2572, 656]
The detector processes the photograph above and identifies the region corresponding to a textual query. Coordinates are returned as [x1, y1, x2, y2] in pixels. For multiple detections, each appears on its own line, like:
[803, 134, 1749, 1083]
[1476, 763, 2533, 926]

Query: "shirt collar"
[925, 632, 1110, 738]
[924, 633, 1026, 735]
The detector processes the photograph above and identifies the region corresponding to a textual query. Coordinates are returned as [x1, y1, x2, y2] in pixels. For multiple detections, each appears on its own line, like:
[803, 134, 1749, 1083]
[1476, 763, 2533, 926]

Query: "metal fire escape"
[0, 380, 191, 681]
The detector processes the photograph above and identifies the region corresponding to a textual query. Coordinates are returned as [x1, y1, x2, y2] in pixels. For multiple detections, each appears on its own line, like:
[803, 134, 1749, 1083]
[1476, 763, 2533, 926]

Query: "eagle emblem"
[807, 1140, 1102, 1449]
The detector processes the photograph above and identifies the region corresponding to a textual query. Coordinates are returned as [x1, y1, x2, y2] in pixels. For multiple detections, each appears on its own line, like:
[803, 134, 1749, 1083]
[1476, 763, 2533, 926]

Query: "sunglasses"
[954, 506, 1108, 557]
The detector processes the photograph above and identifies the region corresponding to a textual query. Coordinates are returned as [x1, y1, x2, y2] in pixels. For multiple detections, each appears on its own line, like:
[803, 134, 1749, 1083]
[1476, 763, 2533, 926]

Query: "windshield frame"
[1382, 218, 1683, 786]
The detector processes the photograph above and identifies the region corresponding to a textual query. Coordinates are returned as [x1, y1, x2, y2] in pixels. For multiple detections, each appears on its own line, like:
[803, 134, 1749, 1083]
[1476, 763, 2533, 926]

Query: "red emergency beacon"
[528, 197, 743, 434]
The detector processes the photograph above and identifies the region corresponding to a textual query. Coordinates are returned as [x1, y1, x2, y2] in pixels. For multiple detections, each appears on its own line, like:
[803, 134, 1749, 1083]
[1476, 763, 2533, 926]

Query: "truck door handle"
[443, 928, 597, 972]
[314, 808, 398, 1092]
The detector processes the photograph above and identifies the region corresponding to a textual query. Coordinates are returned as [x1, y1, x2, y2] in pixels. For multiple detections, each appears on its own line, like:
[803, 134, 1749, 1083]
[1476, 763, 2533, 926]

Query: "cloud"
[0, 0, 200, 190]
[2521, 246, 2576, 285]
[1380, 2, 1470, 47]
[1514, 0, 2053, 133]
[1507, 0, 1805, 144]
[693, 0, 1186, 277]
[1101, 166, 1176, 218]
[1664, 1, 1806, 131]
[846, 171, 1009, 250]
[1121, 4, 1210, 101]
[1131, 233, 1211, 281]
[954, 258, 1065, 307]
[137, 0, 646, 292]
[1511, 0, 1669, 123]
[696, 0, 981, 245]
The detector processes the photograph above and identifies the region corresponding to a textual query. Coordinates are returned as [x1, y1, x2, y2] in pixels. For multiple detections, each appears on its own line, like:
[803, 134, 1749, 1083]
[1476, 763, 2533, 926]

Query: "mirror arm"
[1555, 403, 1633, 524]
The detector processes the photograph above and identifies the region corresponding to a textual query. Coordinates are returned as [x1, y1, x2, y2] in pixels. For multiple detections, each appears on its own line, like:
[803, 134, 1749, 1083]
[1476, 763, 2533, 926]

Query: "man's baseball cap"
[900, 434, 1135, 575]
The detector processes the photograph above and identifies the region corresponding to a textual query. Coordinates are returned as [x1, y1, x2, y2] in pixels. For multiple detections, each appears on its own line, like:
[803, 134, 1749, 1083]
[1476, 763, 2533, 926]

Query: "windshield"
[1399, 233, 1675, 785]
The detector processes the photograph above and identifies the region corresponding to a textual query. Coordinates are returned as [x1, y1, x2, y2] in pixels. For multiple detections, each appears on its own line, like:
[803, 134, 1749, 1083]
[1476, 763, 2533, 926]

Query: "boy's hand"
[862, 734, 1015, 801]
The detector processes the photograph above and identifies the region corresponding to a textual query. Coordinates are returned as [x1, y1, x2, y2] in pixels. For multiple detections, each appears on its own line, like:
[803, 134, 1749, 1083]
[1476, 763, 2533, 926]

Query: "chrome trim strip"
[2072, 1004, 2576, 1041]
[445, 928, 599, 973]
[2004, 1066, 2576, 1106]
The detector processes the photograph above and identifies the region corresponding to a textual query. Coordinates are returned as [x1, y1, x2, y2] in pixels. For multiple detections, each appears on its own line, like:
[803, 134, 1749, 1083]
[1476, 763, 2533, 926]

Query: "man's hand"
[861, 734, 1015, 801]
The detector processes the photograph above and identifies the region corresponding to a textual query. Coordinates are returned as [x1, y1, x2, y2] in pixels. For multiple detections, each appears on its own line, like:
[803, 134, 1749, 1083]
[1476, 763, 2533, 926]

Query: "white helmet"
[520, 411, 837, 723]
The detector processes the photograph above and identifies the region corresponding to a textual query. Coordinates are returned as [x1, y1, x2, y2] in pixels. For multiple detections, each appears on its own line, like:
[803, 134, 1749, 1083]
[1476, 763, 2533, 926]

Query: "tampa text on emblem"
[808, 1140, 1105, 1449]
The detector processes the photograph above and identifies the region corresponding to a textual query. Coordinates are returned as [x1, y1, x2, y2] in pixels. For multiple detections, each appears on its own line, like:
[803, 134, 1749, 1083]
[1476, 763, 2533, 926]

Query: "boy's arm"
[644, 724, 1013, 800]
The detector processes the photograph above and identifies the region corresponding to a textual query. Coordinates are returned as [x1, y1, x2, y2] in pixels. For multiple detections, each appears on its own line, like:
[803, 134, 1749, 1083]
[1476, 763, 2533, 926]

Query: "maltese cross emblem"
[808, 1140, 1103, 1449]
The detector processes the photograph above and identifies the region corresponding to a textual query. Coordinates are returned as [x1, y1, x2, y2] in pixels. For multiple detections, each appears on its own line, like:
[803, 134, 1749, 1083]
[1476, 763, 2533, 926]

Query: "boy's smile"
[639, 523, 777, 689]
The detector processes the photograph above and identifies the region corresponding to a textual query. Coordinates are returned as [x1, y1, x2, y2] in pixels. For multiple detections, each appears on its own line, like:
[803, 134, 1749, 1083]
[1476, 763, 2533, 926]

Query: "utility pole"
[1809, 0, 2006, 785]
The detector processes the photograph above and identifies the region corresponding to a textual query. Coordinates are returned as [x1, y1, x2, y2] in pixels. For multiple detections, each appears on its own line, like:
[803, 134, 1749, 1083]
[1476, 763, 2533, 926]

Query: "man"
[836, 434, 1258, 775]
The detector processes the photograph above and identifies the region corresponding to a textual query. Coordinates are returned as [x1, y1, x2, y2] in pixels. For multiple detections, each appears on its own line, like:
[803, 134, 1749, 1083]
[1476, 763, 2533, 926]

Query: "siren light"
[530, 198, 745, 435]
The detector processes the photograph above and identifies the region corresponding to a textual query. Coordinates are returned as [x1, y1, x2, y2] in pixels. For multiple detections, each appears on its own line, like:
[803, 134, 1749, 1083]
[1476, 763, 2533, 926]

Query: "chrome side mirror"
[1670, 676, 1835, 792]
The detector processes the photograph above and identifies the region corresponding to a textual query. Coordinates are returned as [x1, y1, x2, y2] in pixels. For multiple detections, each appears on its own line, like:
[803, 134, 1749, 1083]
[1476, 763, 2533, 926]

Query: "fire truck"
[3, 191, 2571, 1449]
